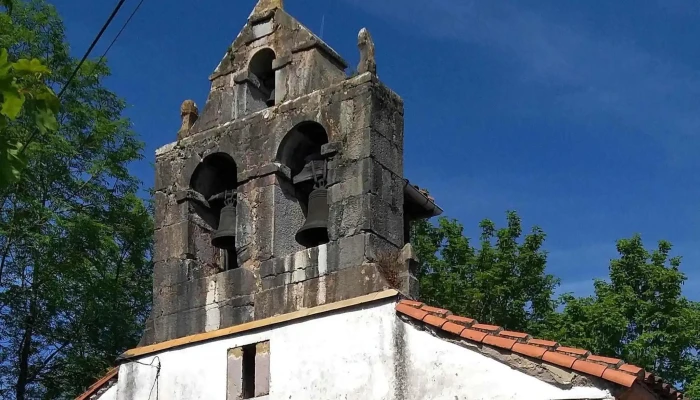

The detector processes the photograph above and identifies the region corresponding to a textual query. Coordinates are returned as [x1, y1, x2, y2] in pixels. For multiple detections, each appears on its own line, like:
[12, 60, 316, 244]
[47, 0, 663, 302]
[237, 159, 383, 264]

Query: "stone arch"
[276, 121, 331, 248]
[276, 121, 329, 178]
[249, 48, 277, 107]
[189, 152, 238, 229]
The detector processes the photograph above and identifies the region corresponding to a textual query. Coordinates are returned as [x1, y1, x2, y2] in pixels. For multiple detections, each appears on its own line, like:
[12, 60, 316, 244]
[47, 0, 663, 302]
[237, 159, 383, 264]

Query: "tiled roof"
[396, 299, 684, 400]
[75, 368, 118, 400]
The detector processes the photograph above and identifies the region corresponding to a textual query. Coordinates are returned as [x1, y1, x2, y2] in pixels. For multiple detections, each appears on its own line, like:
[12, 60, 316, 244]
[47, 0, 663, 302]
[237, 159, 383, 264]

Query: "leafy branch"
[0, 48, 59, 188]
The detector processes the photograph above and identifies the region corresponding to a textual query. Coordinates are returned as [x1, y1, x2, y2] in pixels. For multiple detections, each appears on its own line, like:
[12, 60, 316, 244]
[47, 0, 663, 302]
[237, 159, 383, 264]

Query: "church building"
[77, 1, 684, 399]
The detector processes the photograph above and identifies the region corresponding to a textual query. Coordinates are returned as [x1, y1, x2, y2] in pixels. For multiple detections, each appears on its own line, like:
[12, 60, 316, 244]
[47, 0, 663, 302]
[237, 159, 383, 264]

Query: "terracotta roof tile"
[423, 314, 448, 328]
[527, 338, 558, 348]
[619, 364, 644, 376]
[460, 328, 488, 343]
[482, 335, 516, 350]
[499, 330, 531, 342]
[420, 305, 451, 316]
[394, 299, 679, 398]
[442, 321, 466, 336]
[542, 351, 577, 369]
[602, 368, 637, 387]
[572, 360, 607, 377]
[446, 315, 476, 326]
[587, 354, 623, 367]
[471, 323, 501, 334]
[396, 303, 429, 321]
[556, 346, 590, 357]
[512, 343, 547, 359]
[399, 299, 424, 308]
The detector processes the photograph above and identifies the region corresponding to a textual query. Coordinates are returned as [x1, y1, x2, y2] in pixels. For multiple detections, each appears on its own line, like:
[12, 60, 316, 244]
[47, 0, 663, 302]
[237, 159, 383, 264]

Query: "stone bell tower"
[142, 0, 441, 346]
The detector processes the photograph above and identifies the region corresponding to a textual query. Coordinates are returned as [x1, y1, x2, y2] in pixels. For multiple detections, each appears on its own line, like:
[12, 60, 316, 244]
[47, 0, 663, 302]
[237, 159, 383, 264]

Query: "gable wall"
[110, 299, 614, 400]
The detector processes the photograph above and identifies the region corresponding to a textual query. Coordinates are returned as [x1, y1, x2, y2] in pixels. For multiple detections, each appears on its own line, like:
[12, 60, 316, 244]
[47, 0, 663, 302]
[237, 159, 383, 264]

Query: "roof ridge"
[395, 299, 683, 400]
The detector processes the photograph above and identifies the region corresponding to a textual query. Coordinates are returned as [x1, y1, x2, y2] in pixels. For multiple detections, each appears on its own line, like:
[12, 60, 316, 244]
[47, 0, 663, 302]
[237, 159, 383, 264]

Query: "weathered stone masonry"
[141, 2, 440, 346]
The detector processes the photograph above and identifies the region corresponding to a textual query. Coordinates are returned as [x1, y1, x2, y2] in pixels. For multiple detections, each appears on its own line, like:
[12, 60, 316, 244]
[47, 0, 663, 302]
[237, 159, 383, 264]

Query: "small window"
[228, 341, 270, 399]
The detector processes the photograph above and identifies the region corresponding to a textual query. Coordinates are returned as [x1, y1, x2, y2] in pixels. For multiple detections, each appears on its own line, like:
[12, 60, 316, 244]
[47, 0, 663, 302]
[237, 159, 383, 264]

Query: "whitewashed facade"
[96, 296, 614, 400]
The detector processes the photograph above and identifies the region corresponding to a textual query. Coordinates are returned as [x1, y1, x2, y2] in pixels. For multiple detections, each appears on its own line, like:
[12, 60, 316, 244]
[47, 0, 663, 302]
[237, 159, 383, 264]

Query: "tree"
[412, 211, 559, 333]
[541, 235, 700, 395]
[412, 216, 699, 396]
[0, 1, 152, 399]
[0, 48, 59, 188]
[0, 0, 59, 189]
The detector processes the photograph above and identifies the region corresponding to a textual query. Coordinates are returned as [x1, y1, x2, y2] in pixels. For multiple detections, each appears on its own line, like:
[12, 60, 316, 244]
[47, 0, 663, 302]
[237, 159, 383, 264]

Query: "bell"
[212, 202, 237, 250]
[295, 187, 329, 248]
[266, 88, 276, 107]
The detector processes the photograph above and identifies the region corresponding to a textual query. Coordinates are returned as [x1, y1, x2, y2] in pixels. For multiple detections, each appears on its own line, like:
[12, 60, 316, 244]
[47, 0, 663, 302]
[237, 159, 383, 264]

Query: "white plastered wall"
[97, 384, 117, 400]
[107, 299, 614, 400]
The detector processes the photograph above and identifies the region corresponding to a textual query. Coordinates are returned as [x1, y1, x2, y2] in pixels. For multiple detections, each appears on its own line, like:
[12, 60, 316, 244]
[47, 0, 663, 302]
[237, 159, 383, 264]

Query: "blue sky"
[50, 0, 700, 299]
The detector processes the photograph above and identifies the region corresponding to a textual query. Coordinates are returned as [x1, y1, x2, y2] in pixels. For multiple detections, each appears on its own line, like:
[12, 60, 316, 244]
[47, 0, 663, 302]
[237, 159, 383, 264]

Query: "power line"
[57, 0, 128, 99]
[91, 0, 148, 73]
[20, 0, 146, 158]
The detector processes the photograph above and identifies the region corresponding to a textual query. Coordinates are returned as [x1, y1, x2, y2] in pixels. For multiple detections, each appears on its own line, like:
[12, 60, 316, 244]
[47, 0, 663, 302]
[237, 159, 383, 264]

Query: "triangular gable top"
[395, 299, 684, 400]
[210, 2, 347, 81]
[249, 0, 283, 17]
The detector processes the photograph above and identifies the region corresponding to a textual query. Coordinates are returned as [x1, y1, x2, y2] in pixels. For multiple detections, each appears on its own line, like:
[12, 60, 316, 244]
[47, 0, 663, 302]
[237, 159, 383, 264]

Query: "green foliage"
[540, 235, 700, 394]
[0, 1, 152, 399]
[413, 216, 700, 395]
[413, 211, 559, 333]
[0, 46, 59, 188]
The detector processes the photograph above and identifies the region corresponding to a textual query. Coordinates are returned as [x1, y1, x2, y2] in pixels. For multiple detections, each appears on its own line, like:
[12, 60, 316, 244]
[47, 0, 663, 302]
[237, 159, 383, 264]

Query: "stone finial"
[177, 100, 199, 140]
[251, 0, 283, 16]
[357, 28, 376, 75]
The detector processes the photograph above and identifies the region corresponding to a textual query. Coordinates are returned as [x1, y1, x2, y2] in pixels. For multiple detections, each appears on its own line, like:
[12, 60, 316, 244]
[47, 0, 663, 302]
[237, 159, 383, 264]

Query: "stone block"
[152, 258, 190, 290]
[272, 55, 292, 71]
[259, 258, 286, 278]
[151, 285, 178, 318]
[234, 82, 268, 120]
[285, 48, 346, 101]
[254, 282, 304, 320]
[219, 295, 255, 309]
[345, 127, 403, 175]
[250, 19, 275, 41]
[262, 272, 291, 290]
[326, 234, 367, 273]
[153, 313, 178, 344]
[327, 194, 363, 241]
[220, 305, 254, 328]
[189, 220, 219, 266]
[216, 267, 257, 300]
[175, 276, 214, 312]
[153, 222, 191, 262]
[154, 191, 192, 229]
[196, 89, 225, 133]
[255, 184, 275, 261]
[371, 85, 404, 145]
[175, 306, 206, 338]
[154, 158, 174, 192]
[253, 285, 285, 320]
[331, 264, 387, 302]
[236, 189, 254, 265]
[327, 158, 403, 209]
[272, 182, 306, 258]
[328, 193, 404, 246]
[365, 194, 404, 246]
[364, 233, 400, 263]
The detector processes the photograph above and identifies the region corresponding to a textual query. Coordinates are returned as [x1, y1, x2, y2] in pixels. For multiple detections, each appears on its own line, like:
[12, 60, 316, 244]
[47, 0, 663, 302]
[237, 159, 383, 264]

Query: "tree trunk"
[15, 315, 33, 400]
